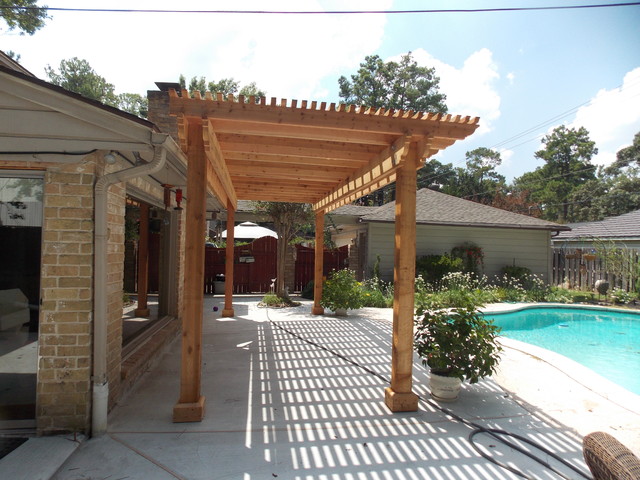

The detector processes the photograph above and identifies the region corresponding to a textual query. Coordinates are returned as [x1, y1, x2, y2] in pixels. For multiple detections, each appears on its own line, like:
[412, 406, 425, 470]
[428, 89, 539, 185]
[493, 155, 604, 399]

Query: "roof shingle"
[342, 188, 568, 231]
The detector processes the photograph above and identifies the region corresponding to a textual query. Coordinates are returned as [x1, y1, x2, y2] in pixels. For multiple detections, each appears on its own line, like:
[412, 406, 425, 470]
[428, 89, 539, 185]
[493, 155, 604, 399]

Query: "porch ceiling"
[169, 90, 480, 213]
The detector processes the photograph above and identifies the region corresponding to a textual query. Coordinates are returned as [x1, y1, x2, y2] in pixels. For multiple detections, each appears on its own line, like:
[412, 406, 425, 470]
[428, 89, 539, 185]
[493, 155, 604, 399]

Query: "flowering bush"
[321, 269, 364, 312]
[361, 276, 393, 307]
[451, 242, 484, 275]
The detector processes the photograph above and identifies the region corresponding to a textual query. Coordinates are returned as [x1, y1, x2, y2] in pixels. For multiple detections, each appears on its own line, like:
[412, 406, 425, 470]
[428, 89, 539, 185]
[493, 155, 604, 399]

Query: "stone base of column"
[311, 306, 324, 315]
[221, 308, 235, 317]
[173, 395, 206, 422]
[134, 308, 150, 317]
[384, 387, 418, 412]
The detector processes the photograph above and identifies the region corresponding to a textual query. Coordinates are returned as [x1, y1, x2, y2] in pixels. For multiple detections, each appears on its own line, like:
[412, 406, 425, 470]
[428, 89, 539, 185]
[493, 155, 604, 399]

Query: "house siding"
[366, 222, 552, 283]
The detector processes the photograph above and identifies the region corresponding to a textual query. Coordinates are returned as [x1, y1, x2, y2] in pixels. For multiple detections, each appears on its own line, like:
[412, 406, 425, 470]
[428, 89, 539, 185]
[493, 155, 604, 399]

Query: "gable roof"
[334, 188, 569, 231]
[554, 209, 640, 240]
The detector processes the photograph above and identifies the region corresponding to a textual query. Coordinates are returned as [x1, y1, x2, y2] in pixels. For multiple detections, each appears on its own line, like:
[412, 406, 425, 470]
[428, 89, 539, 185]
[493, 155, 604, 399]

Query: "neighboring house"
[552, 209, 640, 251]
[330, 188, 570, 282]
[0, 54, 221, 435]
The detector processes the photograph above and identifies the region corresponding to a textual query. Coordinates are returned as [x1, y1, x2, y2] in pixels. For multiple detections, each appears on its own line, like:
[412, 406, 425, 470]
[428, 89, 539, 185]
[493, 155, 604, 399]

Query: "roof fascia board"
[2, 69, 154, 149]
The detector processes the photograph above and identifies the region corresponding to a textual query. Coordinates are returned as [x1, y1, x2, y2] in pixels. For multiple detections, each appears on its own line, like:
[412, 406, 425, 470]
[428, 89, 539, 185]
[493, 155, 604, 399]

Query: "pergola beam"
[203, 120, 238, 211]
[313, 135, 411, 213]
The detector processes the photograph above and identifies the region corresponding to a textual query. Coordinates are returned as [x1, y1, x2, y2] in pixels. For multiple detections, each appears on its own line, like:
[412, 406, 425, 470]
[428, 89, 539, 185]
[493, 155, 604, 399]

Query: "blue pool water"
[483, 306, 640, 395]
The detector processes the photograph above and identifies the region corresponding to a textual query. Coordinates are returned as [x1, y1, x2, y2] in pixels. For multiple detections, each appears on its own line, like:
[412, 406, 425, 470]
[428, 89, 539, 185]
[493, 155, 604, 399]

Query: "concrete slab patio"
[8, 296, 639, 479]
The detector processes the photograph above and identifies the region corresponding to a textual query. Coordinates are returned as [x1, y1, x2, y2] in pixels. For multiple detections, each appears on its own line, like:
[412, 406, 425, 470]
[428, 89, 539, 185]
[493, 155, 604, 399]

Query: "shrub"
[260, 293, 300, 307]
[451, 242, 484, 275]
[500, 265, 532, 286]
[321, 269, 364, 312]
[361, 276, 393, 307]
[414, 302, 502, 383]
[300, 280, 314, 299]
[610, 288, 635, 304]
[416, 254, 463, 286]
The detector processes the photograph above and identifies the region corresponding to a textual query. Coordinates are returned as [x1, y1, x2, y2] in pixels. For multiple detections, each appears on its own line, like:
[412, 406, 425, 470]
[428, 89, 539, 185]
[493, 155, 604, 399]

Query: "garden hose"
[265, 310, 592, 480]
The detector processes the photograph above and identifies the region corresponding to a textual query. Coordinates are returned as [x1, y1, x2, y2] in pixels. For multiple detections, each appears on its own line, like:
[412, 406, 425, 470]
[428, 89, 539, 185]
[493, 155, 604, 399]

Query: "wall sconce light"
[104, 151, 117, 165]
[174, 189, 183, 210]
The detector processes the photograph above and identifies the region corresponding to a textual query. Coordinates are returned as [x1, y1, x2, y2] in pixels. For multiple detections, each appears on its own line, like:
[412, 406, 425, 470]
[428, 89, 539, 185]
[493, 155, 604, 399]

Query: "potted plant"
[321, 268, 364, 315]
[414, 303, 502, 401]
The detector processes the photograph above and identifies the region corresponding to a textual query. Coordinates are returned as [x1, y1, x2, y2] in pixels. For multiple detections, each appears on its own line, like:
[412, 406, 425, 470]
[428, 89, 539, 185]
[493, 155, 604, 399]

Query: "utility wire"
[2, 2, 640, 15]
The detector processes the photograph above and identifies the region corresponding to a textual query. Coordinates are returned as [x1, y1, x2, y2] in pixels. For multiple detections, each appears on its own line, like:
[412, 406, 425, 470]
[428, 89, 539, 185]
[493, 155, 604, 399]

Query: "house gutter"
[92, 132, 169, 436]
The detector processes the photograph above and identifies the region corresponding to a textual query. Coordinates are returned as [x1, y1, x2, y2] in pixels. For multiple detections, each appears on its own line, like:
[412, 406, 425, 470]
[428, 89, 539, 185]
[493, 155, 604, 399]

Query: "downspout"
[92, 132, 169, 436]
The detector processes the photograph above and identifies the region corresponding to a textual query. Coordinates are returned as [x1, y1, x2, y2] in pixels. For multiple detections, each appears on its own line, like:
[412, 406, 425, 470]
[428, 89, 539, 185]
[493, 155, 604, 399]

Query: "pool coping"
[482, 302, 640, 416]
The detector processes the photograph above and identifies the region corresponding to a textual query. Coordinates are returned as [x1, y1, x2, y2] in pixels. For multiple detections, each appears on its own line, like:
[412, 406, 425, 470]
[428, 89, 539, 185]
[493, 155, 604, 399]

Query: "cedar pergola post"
[312, 210, 324, 315]
[385, 144, 419, 412]
[222, 202, 235, 317]
[173, 118, 206, 422]
[134, 202, 150, 317]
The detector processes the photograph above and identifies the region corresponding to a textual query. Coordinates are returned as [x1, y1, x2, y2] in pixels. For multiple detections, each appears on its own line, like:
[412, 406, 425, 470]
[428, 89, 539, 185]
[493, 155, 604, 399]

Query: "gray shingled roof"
[354, 188, 569, 231]
[554, 209, 640, 240]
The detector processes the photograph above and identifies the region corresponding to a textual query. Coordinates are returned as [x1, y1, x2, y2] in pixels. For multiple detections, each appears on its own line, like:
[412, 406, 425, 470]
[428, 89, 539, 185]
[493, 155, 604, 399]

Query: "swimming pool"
[483, 306, 640, 395]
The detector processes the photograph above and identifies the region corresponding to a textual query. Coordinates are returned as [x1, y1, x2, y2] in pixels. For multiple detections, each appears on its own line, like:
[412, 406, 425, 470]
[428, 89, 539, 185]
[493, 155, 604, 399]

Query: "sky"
[2, 0, 639, 181]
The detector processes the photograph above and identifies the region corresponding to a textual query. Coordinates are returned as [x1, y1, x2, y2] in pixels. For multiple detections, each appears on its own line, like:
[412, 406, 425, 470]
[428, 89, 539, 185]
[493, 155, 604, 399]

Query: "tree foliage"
[339, 52, 447, 113]
[45, 57, 148, 117]
[179, 74, 266, 101]
[513, 125, 597, 222]
[252, 202, 312, 297]
[1, 0, 48, 34]
[341, 52, 447, 206]
[442, 148, 506, 204]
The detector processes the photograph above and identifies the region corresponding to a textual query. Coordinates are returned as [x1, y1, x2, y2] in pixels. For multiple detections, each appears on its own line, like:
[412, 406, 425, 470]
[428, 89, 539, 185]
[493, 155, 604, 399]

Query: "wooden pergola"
[169, 90, 479, 422]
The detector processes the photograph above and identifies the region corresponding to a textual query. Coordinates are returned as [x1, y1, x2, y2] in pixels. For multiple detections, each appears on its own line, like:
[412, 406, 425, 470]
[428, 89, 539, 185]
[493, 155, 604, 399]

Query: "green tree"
[1, 0, 48, 35]
[339, 52, 447, 113]
[514, 125, 597, 222]
[179, 74, 266, 101]
[417, 159, 456, 191]
[45, 57, 118, 105]
[116, 93, 148, 118]
[252, 202, 312, 298]
[606, 130, 640, 173]
[45, 57, 148, 117]
[339, 52, 447, 205]
[443, 148, 506, 203]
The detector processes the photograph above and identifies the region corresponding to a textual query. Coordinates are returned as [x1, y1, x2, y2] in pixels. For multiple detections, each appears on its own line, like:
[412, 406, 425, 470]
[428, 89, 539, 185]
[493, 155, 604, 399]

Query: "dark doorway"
[0, 174, 42, 426]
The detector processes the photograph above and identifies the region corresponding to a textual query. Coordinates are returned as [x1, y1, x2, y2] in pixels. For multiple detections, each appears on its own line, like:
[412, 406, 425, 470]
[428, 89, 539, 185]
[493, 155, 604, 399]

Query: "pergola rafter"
[169, 89, 479, 422]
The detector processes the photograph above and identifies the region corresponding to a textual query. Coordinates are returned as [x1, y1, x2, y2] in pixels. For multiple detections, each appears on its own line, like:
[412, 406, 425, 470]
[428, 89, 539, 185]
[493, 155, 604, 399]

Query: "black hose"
[265, 311, 592, 480]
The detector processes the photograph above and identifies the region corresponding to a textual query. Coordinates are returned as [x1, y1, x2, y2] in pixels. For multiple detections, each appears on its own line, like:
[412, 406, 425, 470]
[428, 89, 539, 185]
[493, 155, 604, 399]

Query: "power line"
[2, 2, 640, 15]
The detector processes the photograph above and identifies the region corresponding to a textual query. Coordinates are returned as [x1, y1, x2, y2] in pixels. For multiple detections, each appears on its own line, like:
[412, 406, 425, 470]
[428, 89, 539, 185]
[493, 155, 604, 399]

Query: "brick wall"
[38, 158, 96, 434]
[106, 181, 126, 408]
[147, 89, 178, 143]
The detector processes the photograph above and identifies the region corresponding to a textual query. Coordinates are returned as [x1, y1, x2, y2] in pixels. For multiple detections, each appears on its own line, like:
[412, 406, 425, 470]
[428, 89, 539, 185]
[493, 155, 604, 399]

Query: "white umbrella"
[221, 221, 277, 239]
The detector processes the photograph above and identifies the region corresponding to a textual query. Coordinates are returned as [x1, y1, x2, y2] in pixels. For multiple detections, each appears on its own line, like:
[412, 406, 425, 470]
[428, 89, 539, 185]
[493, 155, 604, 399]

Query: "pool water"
[484, 307, 640, 395]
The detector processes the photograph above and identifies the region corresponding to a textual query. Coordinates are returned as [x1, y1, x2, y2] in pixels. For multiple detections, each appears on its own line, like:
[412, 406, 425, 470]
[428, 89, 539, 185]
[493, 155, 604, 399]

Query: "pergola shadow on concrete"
[168, 90, 478, 422]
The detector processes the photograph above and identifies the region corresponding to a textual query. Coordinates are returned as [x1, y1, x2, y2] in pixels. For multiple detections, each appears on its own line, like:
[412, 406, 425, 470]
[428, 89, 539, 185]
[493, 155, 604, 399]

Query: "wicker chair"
[583, 432, 640, 479]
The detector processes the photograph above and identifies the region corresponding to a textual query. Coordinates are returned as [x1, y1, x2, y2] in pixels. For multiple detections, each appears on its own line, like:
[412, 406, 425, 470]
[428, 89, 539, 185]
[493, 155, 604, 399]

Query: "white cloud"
[2, 0, 393, 100]
[497, 148, 514, 172]
[409, 48, 501, 135]
[506, 72, 515, 85]
[569, 67, 640, 166]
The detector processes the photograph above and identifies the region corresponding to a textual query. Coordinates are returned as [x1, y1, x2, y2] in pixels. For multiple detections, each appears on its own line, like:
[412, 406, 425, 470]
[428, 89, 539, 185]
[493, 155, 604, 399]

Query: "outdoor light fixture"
[104, 151, 117, 165]
[174, 189, 183, 210]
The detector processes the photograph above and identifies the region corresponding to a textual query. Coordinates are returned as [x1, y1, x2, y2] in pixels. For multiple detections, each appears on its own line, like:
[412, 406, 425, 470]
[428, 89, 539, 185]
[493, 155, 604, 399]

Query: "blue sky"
[2, 0, 639, 181]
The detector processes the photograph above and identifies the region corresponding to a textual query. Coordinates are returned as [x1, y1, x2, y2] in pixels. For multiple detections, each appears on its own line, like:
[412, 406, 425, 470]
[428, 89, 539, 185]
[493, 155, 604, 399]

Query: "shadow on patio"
[53, 296, 591, 479]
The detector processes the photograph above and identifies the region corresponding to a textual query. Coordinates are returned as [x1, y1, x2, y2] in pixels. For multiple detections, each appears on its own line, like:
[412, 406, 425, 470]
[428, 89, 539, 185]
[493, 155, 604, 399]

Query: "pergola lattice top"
[169, 89, 479, 213]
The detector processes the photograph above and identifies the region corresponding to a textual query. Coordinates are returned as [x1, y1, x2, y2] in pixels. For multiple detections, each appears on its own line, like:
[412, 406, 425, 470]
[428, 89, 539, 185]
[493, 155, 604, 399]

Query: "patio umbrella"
[221, 221, 277, 239]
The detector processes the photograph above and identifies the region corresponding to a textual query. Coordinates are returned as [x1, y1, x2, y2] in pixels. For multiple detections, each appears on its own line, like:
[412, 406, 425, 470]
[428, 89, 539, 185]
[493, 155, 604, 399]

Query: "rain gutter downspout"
[92, 132, 169, 436]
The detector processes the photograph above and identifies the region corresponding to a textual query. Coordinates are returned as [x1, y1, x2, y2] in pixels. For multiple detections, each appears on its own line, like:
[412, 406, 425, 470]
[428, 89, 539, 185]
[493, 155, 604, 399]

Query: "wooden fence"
[294, 244, 348, 292]
[552, 247, 639, 292]
[204, 237, 349, 294]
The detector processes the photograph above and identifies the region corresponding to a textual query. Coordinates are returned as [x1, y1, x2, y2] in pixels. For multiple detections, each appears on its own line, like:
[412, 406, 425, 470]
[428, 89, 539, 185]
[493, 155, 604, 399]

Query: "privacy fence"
[552, 247, 639, 292]
[204, 237, 348, 294]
